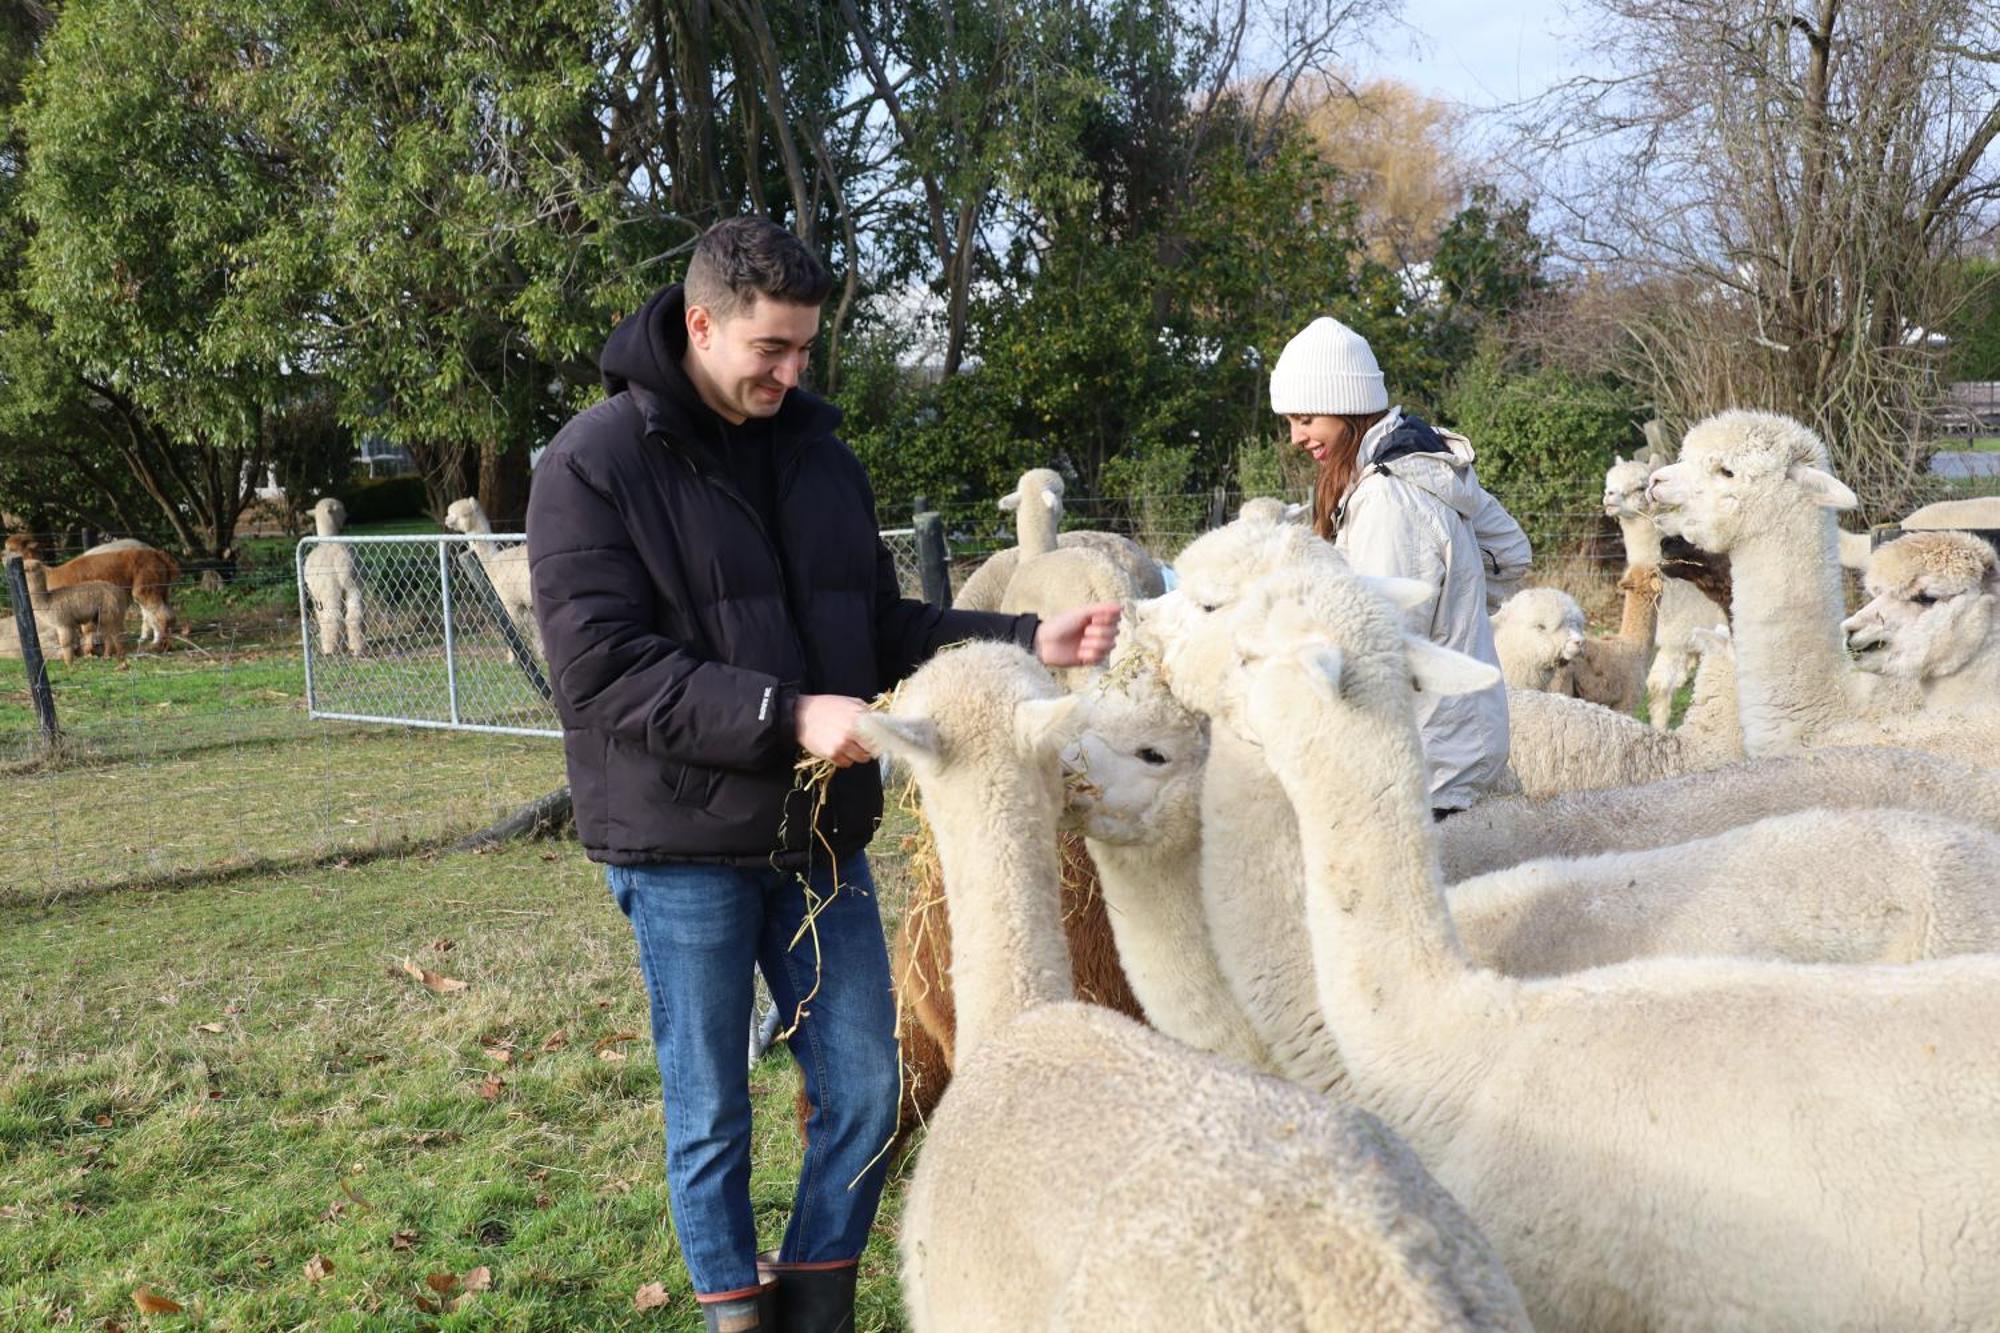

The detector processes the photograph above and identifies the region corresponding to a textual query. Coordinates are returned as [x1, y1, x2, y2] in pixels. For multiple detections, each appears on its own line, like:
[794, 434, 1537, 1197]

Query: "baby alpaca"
[301, 497, 365, 655]
[1490, 586, 1585, 691]
[1230, 561, 2000, 1331]
[1843, 530, 2000, 713]
[22, 559, 128, 663]
[1561, 564, 1661, 716]
[859, 641, 1530, 1333]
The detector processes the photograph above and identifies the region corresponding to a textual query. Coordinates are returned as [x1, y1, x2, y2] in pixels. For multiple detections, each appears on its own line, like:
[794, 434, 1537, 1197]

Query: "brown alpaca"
[21, 559, 130, 663]
[796, 830, 1143, 1157]
[1660, 535, 1734, 613]
[4, 536, 178, 650]
[1560, 564, 1662, 717]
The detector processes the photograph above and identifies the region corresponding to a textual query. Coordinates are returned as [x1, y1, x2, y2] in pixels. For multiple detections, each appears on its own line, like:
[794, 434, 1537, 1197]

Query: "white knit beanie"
[1269, 316, 1388, 415]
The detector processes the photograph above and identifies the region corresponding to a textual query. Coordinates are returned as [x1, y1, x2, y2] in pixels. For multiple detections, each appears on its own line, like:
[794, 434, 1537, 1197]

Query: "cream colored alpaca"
[1443, 743, 2000, 880]
[22, 560, 128, 663]
[858, 642, 1530, 1333]
[1063, 663, 1271, 1067]
[1237, 496, 1307, 525]
[302, 497, 364, 655]
[1648, 410, 2000, 764]
[1230, 562, 2000, 1332]
[1604, 454, 1730, 726]
[1504, 625, 1741, 797]
[953, 468, 1164, 611]
[1843, 530, 2000, 712]
[1450, 806, 2000, 975]
[1489, 586, 1585, 690]
[1561, 564, 1660, 715]
[443, 496, 540, 657]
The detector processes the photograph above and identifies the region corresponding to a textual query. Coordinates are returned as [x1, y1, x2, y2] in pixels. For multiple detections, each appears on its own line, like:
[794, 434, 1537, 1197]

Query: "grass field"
[0, 838, 921, 1331]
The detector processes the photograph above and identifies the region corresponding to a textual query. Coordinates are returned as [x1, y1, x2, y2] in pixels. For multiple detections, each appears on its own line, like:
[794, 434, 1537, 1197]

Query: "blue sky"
[1377, 0, 1579, 116]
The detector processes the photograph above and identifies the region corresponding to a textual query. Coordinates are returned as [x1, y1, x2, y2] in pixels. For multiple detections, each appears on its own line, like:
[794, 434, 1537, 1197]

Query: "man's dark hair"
[684, 217, 834, 321]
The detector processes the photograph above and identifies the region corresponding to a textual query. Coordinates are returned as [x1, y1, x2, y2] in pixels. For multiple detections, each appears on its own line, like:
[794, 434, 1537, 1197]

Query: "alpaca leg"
[343, 587, 365, 655]
[1647, 650, 1689, 730]
[100, 611, 125, 660]
[56, 623, 77, 664]
[316, 605, 341, 655]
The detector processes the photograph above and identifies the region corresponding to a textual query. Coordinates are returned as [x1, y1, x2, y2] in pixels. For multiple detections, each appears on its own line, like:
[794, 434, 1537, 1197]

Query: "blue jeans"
[606, 853, 900, 1298]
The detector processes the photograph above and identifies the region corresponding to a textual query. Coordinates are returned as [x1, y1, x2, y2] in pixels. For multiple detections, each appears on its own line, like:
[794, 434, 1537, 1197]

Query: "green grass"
[0, 841, 916, 1331]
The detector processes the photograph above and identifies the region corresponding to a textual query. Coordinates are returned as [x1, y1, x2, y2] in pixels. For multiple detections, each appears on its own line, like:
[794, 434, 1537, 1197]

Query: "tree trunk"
[478, 439, 532, 529]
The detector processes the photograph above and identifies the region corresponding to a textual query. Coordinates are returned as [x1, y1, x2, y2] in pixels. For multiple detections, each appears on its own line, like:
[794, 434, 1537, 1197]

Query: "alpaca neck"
[314, 512, 341, 538]
[1086, 820, 1270, 1068]
[462, 507, 494, 534]
[1728, 503, 1857, 751]
[1921, 611, 2000, 711]
[1262, 695, 1470, 1086]
[920, 766, 1074, 1063]
[1676, 649, 1742, 763]
[1617, 570, 1660, 646]
[1016, 500, 1058, 558]
[1618, 513, 1662, 566]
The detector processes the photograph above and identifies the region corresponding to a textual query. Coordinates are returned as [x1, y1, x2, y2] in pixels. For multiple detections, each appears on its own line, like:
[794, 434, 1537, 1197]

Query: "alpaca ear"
[1613, 453, 1627, 466]
[998, 492, 1021, 512]
[855, 713, 939, 764]
[1790, 465, 1858, 510]
[1358, 574, 1432, 612]
[1402, 635, 1500, 695]
[1015, 694, 1084, 756]
[1041, 489, 1060, 512]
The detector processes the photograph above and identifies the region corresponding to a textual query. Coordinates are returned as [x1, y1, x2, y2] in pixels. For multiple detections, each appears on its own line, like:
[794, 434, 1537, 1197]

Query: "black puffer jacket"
[527, 285, 1036, 868]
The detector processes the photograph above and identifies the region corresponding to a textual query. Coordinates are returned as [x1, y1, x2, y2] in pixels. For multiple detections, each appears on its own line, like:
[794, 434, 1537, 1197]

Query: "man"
[527, 217, 1117, 1333]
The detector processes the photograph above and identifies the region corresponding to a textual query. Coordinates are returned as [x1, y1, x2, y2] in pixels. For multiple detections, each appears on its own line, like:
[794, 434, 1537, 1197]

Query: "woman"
[1269, 315, 1531, 816]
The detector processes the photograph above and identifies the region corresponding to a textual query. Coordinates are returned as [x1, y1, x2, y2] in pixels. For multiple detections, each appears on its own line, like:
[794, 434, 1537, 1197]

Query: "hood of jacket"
[1356, 407, 1483, 521]
[599, 283, 840, 455]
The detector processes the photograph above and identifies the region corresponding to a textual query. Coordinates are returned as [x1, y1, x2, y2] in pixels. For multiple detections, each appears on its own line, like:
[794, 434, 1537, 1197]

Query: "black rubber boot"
[699, 1280, 780, 1332]
[769, 1263, 858, 1333]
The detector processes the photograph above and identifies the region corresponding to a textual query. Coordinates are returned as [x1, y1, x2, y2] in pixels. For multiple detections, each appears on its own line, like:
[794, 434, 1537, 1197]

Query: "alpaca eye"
[1199, 602, 1219, 614]
[1913, 592, 1938, 606]
[1136, 747, 1169, 766]
[1716, 464, 1734, 478]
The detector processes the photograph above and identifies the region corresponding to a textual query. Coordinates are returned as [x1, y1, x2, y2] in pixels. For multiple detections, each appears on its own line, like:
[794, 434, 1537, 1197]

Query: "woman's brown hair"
[1306, 410, 1388, 540]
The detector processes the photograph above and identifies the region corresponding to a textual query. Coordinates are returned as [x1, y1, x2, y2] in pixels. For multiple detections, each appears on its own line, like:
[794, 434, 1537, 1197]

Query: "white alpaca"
[858, 642, 1530, 1333]
[1228, 562, 2000, 1332]
[1843, 530, 2000, 712]
[953, 468, 1165, 611]
[301, 498, 364, 655]
[1489, 586, 1585, 691]
[1449, 806, 2000, 974]
[1062, 663, 1271, 1067]
[1237, 496, 1307, 525]
[1648, 410, 2000, 764]
[1443, 743, 2000, 880]
[1604, 454, 1729, 727]
[1503, 624, 1741, 797]
[1839, 495, 2000, 570]
[443, 496, 540, 658]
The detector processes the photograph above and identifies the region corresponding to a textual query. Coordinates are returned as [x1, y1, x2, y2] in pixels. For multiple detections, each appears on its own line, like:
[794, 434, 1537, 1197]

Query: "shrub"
[335, 475, 428, 526]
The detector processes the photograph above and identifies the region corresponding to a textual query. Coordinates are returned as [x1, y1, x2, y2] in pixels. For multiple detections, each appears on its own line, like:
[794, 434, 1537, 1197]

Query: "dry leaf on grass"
[540, 1029, 569, 1053]
[476, 1076, 505, 1101]
[482, 1044, 513, 1065]
[130, 1286, 182, 1315]
[634, 1282, 672, 1311]
[304, 1253, 334, 1282]
[193, 1022, 224, 1034]
[463, 1267, 493, 1293]
[338, 1178, 373, 1210]
[425, 1273, 459, 1295]
[597, 1049, 627, 1063]
[397, 960, 468, 994]
[390, 1230, 418, 1251]
[593, 1030, 639, 1052]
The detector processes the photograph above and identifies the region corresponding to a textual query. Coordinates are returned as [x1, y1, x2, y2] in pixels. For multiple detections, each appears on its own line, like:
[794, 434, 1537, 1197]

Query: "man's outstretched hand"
[1033, 602, 1122, 668]
[797, 693, 874, 767]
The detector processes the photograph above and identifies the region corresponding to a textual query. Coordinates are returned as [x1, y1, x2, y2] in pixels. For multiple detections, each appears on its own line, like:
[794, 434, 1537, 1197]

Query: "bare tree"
[1519, 0, 2000, 512]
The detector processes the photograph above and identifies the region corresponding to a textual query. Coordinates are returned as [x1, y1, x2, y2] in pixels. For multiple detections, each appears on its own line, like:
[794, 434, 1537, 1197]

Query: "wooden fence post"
[5, 553, 61, 753]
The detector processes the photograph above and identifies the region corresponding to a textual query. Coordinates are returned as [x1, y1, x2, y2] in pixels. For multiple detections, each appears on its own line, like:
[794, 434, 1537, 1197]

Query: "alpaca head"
[3, 534, 42, 561]
[1221, 566, 1499, 764]
[1645, 410, 1856, 553]
[1843, 531, 1998, 683]
[1237, 497, 1308, 526]
[1062, 663, 1209, 845]
[312, 496, 347, 537]
[1490, 586, 1586, 689]
[1602, 455, 1656, 520]
[857, 641, 1084, 804]
[997, 468, 1064, 517]
[443, 497, 488, 535]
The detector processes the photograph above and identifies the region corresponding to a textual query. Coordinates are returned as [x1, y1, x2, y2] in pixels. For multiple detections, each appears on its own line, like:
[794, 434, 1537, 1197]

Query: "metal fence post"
[438, 539, 462, 725]
[1208, 485, 1228, 531]
[914, 508, 951, 608]
[5, 553, 60, 752]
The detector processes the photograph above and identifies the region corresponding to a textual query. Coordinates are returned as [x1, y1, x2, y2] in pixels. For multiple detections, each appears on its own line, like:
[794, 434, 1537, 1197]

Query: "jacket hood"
[1358, 408, 1482, 519]
[598, 283, 839, 446]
